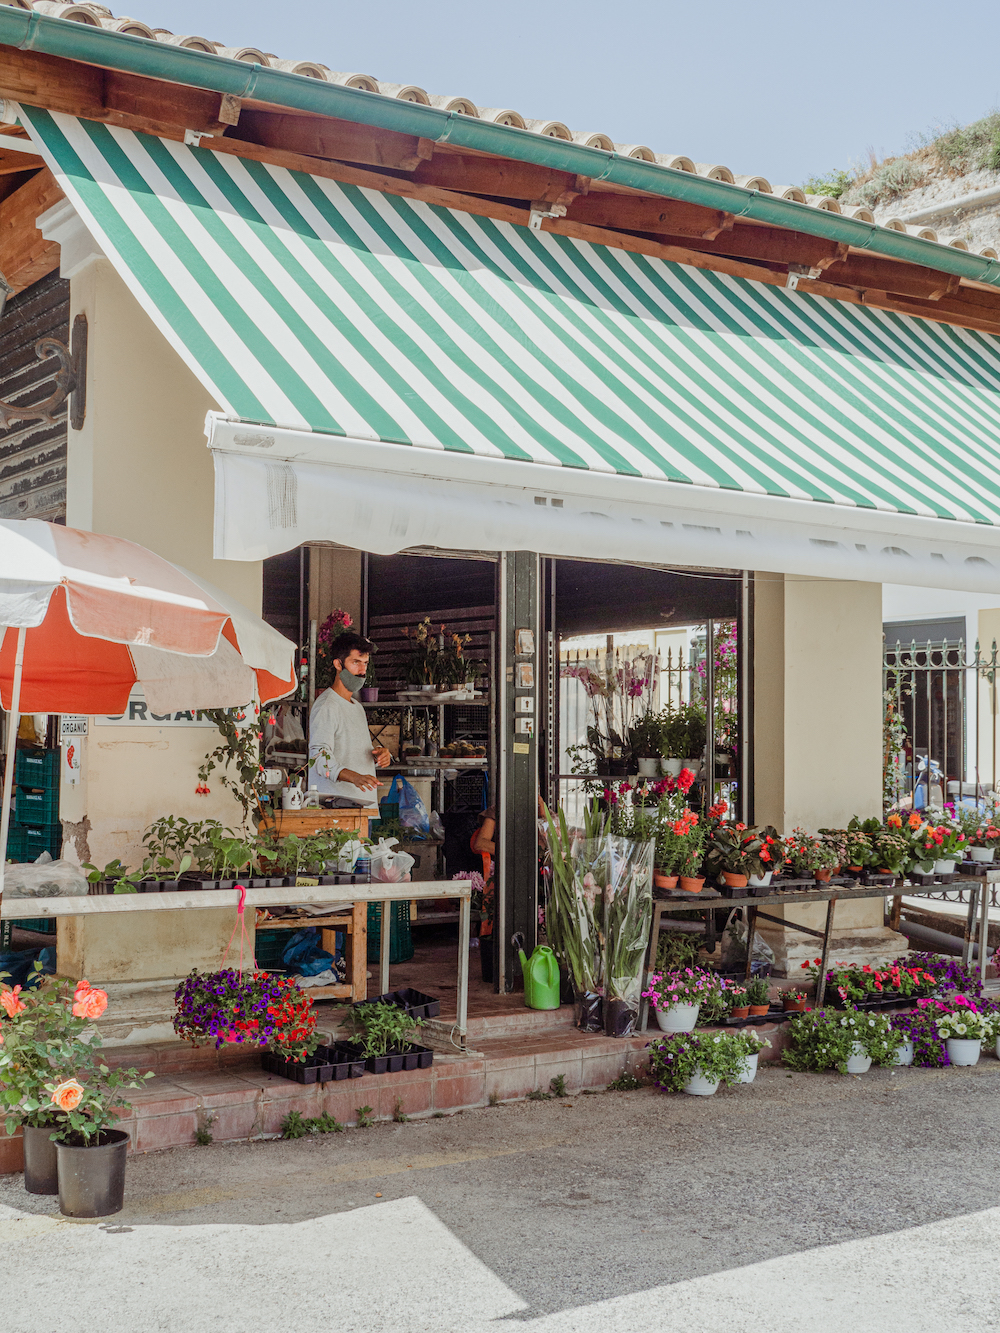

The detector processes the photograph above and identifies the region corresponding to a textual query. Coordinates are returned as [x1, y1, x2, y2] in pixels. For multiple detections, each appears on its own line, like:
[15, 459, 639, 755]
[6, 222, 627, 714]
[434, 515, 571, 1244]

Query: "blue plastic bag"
[281, 927, 334, 977]
[388, 775, 429, 839]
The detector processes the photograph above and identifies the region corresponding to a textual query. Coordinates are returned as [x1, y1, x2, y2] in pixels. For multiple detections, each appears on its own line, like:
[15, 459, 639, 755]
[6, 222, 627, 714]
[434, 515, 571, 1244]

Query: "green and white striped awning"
[20, 107, 1000, 588]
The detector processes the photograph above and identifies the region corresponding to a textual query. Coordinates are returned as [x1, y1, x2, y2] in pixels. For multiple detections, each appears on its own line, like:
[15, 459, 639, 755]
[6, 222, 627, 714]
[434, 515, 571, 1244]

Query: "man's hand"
[338, 768, 382, 793]
[372, 746, 392, 769]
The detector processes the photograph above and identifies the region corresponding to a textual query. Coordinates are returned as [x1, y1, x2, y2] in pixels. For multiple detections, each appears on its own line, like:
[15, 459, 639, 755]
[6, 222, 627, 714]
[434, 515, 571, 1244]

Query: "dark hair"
[330, 632, 375, 666]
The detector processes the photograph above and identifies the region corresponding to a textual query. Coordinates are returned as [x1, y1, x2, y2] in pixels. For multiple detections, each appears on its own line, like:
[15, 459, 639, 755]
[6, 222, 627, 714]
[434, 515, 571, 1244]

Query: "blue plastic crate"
[15, 749, 60, 790]
[15, 786, 60, 826]
[6, 822, 62, 863]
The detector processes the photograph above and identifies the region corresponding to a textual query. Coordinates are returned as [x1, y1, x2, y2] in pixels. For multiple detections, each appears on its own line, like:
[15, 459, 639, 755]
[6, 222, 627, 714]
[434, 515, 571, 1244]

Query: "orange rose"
[50, 1078, 85, 1113]
[72, 984, 108, 1020]
[0, 986, 26, 1019]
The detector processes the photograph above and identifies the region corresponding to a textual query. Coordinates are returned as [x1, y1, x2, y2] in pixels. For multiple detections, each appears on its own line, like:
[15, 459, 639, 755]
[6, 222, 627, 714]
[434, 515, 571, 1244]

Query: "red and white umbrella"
[0, 519, 297, 902]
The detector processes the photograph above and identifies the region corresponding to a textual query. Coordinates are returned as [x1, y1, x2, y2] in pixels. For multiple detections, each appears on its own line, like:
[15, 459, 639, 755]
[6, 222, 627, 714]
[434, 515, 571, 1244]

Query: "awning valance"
[20, 107, 1000, 591]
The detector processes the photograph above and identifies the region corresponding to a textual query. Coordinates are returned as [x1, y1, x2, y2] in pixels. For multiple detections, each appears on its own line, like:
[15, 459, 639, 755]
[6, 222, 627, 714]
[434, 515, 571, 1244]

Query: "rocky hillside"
[806, 114, 1000, 255]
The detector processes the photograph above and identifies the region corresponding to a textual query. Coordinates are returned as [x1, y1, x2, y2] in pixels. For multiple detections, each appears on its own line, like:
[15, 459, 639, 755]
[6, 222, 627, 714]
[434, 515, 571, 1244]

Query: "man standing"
[309, 632, 392, 805]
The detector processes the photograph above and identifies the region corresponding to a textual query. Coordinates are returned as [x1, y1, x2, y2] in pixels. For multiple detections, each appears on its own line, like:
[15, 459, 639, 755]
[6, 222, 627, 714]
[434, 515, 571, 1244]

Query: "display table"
[254, 901, 368, 1002]
[640, 876, 994, 1030]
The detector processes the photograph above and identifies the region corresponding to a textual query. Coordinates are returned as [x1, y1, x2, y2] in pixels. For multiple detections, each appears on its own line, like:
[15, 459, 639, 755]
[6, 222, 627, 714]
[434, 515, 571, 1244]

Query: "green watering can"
[516, 940, 561, 1010]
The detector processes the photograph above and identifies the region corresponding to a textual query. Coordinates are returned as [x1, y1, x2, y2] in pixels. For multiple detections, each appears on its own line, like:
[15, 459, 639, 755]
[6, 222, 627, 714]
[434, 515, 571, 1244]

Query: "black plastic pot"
[399, 1043, 434, 1070]
[314, 1043, 366, 1078]
[575, 991, 603, 1032]
[603, 998, 636, 1038]
[56, 1129, 130, 1218]
[260, 1051, 319, 1084]
[392, 988, 441, 1020]
[23, 1123, 60, 1195]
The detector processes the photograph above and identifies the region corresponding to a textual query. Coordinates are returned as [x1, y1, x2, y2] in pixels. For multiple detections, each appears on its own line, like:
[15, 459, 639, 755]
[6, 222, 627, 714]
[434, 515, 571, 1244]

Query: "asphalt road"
[4, 1060, 1000, 1332]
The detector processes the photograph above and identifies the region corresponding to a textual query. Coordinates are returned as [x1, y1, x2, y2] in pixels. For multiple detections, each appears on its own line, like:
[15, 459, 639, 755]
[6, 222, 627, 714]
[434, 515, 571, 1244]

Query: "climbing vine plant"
[197, 704, 268, 828]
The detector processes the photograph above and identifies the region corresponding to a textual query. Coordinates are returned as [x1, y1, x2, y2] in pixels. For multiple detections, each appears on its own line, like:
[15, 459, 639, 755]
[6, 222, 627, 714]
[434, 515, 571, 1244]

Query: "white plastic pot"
[933, 859, 957, 875]
[637, 757, 660, 777]
[682, 1067, 720, 1096]
[946, 1037, 981, 1066]
[893, 1040, 914, 1066]
[737, 1052, 759, 1084]
[971, 846, 995, 863]
[995, 1035, 1000, 1061]
[661, 757, 684, 777]
[747, 871, 773, 887]
[844, 1041, 872, 1075]
[655, 1003, 700, 1033]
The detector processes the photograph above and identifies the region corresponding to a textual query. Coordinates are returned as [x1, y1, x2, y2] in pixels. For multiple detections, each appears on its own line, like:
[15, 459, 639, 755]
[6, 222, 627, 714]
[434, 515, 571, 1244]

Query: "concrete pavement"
[5, 1060, 1000, 1332]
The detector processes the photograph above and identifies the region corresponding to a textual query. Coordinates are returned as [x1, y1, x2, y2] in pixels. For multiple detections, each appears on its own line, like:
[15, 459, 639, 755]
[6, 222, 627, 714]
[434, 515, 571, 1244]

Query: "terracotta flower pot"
[679, 876, 705, 893]
[748, 1004, 770, 1016]
[814, 868, 833, 883]
[654, 872, 679, 890]
[730, 1005, 750, 1019]
[783, 998, 807, 1012]
[722, 872, 748, 888]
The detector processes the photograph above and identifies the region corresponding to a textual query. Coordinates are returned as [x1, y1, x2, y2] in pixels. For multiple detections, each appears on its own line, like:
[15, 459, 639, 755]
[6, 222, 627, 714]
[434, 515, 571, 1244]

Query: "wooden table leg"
[379, 898, 391, 995]
[815, 899, 836, 1009]
[352, 899, 367, 1002]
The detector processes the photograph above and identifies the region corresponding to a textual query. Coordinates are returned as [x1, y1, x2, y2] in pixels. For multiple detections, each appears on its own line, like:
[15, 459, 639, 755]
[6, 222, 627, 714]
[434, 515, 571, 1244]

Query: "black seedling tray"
[314, 1042, 366, 1079]
[261, 1051, 338, 1083]
[354, 988, 441, 1020]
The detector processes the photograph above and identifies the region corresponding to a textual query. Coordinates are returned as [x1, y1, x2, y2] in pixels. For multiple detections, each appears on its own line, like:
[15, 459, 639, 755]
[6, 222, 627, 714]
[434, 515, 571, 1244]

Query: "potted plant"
[659, 709, 688, 777]
[782, 989, 808, 1013]
[728, 985, 750, 1020]
[843, 826, 873, 875]
[50, 1060, 152, 1218]
[347, 1000, 425, 1073]
[173, 968, 319, 1060]
[869, 824, 912, 878]
[782, 1007, 904, 1075]
[1, 969, 151, 1212]
[703, 822, 765, 890]
[933, 1001, 989, 1066]
[647, 1029, 747, 1096]
[735, 1029, 771, 1083]
[914, 823, 968, 876]
[359, 650, 379, 703]
[745, 975, 771, 1016]
[628, 712, 665, 778]
[784, 829, 838, 882]
[751, 826, 784, 886]
[641, 968, 717, 1033]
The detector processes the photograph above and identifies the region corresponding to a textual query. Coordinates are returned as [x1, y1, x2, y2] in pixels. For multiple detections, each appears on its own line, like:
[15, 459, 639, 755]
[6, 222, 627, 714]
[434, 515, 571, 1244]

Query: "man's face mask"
[339, 665, 367, 694]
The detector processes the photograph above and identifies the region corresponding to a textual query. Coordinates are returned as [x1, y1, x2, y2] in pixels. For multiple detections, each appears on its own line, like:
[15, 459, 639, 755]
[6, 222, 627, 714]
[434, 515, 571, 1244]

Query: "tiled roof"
[7, 0, 996, 256]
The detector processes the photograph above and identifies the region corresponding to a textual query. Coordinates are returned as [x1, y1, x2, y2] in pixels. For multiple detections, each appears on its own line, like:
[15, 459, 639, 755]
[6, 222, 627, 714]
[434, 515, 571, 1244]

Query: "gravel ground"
[4, 1061, 1000, 1332]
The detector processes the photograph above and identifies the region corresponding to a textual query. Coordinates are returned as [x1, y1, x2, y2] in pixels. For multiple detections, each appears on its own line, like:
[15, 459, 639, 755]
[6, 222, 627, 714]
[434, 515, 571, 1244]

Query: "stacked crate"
[9, 749, 62, 862]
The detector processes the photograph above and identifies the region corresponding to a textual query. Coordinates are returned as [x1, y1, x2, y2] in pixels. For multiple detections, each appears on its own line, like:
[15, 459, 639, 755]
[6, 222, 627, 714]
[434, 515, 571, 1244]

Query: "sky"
[120, 0, 1000, 186]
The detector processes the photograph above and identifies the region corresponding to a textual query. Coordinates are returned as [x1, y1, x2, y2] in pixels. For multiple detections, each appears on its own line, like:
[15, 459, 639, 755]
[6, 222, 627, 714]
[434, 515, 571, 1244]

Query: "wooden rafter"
[0, 166, 63, 293]
[232, 109, 433, 172]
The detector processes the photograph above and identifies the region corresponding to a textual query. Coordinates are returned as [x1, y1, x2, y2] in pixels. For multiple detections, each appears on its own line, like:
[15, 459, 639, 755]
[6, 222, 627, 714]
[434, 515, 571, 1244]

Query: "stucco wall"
[59, 255, 261, 867]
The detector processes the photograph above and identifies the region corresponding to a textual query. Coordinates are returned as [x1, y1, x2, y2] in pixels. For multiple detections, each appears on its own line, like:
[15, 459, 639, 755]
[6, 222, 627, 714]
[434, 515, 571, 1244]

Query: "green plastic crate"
[253, 928, 290, 975]
[10, 917, 57, 934]
[15, 786, 60, 826]
[15, 749, 60, 789]
[367, 901, 413, 965]
[6, 822, 62, 862]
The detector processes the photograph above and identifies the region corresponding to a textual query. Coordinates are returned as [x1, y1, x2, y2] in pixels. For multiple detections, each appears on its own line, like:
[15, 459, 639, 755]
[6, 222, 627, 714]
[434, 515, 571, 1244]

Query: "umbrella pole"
[0, 626, 26, 910]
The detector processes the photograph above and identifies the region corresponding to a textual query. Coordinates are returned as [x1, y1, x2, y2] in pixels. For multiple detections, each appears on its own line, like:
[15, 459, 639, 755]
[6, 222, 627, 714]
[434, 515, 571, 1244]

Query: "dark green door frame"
[496, 551, 540, 992]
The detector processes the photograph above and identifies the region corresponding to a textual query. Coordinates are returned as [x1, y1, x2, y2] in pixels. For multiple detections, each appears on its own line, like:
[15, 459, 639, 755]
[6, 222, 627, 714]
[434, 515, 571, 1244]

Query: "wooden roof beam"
[565, 192, 732, 241]
[818, 253, 962, 302]
[0, 166, 64, 293]
[231, 109, 434, 173]
[648, 224, 848, 270]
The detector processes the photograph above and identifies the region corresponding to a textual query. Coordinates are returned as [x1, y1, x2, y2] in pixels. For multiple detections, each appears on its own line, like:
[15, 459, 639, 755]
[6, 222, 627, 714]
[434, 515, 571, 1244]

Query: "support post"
[0, 626, 26, 909]
[379, 898, 391, 994]
[498, 551, 540, 992]
[456, 891, 471, 1046]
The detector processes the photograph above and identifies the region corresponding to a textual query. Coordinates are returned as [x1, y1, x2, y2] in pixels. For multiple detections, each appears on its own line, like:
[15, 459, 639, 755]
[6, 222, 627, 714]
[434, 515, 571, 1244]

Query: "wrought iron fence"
[883, 636, 1000, 813]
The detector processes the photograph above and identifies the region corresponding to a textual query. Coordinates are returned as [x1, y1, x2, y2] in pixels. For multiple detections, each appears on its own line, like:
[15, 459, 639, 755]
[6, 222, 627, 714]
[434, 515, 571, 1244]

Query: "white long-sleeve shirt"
[308, 688, 375, 801]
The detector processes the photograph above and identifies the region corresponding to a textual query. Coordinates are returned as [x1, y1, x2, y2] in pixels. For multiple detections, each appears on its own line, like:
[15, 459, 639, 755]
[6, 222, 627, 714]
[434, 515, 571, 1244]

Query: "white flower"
[956, 1022, 967, 1035]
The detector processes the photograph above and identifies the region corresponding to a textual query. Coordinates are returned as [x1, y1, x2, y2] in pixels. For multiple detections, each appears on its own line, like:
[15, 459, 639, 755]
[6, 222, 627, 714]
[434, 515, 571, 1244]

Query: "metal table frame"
[639, 878, 991, 1031]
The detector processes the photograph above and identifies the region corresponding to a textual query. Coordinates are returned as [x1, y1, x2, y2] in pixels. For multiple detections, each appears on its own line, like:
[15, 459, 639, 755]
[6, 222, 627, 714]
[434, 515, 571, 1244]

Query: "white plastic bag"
[369, 836, 414, 883]
[3, 854, 89, 899]
[336, 839, 366, 872]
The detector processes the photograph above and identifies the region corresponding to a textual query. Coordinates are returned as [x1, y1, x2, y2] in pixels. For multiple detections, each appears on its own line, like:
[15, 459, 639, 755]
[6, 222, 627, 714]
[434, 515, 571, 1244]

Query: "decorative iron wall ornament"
[0, 271, 87, 430]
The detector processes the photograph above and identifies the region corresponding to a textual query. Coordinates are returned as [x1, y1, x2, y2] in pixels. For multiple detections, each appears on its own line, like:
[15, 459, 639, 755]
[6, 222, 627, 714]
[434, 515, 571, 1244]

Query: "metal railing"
[883, 637, 1000, 813]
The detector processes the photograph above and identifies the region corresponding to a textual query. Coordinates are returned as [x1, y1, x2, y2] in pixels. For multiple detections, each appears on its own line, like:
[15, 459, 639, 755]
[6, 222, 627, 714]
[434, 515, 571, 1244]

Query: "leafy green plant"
[607, 1072, 641, 1091]
[802, 167, 855, 199]
[142, 815, 218, 876]
[80, 859, 141, 894]
[198, 705, 267, 827]
[527, 1088, 552, 1101]
[549, 1074, 567, 1097]
[745, 976, 771, 1007]
[195, 1112, 216, 1146]
[392, 1098, 409, 1123]
[356, 1104, 374, 1128]
[628, 711, 665, 759]
[930, 111, 1000, 173]
[348, 1001, 422, 1058]
[281, 1110, 310, 1139]
[313, 1112, 345, 1134]
[654, 931, 700, 972]
[782, 1008, 903, 1074]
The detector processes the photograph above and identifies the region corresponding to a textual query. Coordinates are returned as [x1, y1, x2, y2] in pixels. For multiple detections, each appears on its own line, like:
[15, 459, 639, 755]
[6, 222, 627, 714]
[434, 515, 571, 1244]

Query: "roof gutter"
[4, 6, 1000, 289]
